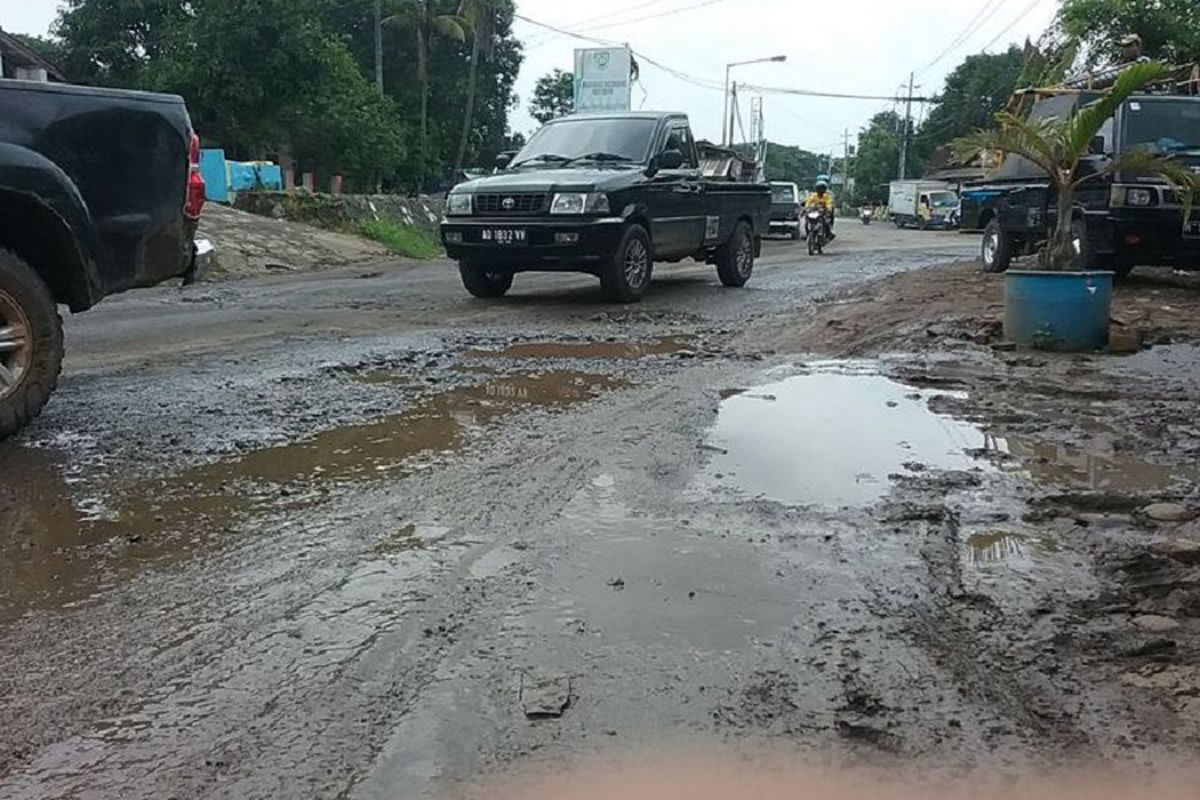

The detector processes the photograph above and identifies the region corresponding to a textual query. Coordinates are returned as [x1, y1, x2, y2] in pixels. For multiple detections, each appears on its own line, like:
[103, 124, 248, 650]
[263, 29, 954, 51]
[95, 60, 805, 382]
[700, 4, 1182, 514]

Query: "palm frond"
[431, 14, 468, 42]
[1068, 61, 1170, 158]
[955, 113, 1063, 180]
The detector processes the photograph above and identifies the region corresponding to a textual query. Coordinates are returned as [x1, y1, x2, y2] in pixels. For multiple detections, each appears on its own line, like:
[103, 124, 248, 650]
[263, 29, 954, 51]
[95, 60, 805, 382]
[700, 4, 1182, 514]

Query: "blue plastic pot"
[1004, 270, 1114, 351]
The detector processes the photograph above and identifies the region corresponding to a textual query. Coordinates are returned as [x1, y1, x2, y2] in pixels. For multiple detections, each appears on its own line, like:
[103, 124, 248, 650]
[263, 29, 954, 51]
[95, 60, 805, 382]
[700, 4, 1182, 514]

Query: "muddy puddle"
[0, 371, 620, 622]
[468, 337, 689, 361]
[697, 364, 990, 507]
[1003, 438, 1197, 493]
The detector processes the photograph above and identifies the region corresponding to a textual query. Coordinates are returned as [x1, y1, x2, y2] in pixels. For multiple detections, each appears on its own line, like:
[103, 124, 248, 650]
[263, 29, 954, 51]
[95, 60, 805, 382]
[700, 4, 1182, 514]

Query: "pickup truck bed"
[0, 79, 203, 439]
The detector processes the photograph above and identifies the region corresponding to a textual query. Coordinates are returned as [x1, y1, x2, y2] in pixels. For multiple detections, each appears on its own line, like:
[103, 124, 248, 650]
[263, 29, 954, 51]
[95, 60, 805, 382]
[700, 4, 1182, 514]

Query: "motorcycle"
[805, 208, 828, 255]
[861, 207, 873, 225]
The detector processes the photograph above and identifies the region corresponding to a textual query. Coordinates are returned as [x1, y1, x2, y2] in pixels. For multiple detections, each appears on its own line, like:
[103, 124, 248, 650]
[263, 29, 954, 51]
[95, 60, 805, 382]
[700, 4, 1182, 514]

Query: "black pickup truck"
[964, 91, 1200, 278]
[0, 80, 205, 439]
[441, 112, 771, 302]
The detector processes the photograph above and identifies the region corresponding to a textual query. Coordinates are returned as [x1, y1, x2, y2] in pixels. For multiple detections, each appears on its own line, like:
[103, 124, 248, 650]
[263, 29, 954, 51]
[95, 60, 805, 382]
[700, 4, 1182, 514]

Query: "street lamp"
[723, 55, 787, 146]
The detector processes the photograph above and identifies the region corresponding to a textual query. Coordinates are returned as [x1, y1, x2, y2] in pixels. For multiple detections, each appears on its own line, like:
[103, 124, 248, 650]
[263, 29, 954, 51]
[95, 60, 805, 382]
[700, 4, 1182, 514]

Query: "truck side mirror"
[659, 149, 685, 170]
[1089, 136, 1106, 156]
[495, 151, 515, 170]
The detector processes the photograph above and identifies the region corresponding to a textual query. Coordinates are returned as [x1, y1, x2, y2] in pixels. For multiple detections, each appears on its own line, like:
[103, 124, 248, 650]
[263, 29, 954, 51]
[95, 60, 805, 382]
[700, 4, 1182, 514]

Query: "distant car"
[768, 182, 802, 240]
[441, 112, 771, 302]
[0, 80, 206, 439]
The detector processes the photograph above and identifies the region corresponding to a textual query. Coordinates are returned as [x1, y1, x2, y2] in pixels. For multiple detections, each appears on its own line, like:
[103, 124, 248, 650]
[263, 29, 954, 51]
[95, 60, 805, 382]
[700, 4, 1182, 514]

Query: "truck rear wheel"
[0, 249, 63, 440]
[981, 219, 1012, 273]
[459, 260, 514, 298]
[716, 221, 755, 287]
[601, 224, 652, 303]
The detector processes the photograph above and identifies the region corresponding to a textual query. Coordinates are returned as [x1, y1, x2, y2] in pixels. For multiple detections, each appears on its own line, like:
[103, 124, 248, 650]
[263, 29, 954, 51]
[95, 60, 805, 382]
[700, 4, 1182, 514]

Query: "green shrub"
[354, 219, 442, 259]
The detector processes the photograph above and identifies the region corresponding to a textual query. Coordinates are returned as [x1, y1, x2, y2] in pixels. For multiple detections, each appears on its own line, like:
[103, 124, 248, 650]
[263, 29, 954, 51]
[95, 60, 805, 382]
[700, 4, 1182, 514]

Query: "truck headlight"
[1126, 187, 1156, 207]
[447, 193, 473, 215]
[550, 192, 610, 215]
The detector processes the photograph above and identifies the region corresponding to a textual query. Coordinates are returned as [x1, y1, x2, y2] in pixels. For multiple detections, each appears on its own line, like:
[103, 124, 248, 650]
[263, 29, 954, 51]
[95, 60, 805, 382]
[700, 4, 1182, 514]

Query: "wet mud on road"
[3, 227, 1199, 798]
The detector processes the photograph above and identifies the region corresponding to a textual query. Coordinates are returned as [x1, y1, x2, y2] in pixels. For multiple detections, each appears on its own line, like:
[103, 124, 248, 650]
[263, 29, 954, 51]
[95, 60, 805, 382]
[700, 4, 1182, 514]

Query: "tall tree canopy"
[52, 0, 523, 190]
[1058, 0, 1200, 68]
[853, 112, 903, 204]
[529, 69, 574, 125]
[914, 48, 1026, 162]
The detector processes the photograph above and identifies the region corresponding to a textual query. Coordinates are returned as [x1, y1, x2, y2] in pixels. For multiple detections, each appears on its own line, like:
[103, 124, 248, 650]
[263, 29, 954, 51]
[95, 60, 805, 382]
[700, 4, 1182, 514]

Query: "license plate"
[1184, 220, 1200, 239]
[481, 228, 527, 245]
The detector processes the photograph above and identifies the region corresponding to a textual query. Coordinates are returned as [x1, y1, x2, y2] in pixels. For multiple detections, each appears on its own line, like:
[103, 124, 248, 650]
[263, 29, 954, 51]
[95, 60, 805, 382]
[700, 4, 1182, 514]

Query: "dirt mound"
[197, 203, 396, 281]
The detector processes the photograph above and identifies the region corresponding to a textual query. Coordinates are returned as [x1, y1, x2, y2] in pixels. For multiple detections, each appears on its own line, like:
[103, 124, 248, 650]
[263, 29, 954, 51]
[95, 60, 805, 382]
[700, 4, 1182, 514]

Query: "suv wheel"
[981, 219, 1012, 273]
[0, 249, 63, 440]
[717, 221, 755, 287]
[459, 260, 514, 298]
[601, 224, 652, 303]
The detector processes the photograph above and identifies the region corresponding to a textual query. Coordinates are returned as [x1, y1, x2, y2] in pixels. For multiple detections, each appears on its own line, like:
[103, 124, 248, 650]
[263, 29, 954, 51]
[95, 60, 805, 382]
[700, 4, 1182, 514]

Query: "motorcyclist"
[804, 176, 836, 241]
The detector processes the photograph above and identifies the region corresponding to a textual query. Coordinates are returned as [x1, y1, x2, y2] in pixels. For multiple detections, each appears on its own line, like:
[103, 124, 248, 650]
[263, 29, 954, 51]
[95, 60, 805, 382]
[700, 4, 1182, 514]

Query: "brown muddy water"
[697, 363, 991, 507]
[0, 371, 621, 622]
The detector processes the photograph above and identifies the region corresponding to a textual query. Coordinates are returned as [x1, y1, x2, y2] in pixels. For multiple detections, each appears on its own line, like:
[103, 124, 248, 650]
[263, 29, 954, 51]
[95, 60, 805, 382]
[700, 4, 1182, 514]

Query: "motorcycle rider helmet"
[815, 179, 829, 194]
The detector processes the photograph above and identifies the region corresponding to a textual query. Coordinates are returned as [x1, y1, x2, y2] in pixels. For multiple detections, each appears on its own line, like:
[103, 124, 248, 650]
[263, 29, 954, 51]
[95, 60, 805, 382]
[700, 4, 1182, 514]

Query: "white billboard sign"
[573, 47, 633, 114]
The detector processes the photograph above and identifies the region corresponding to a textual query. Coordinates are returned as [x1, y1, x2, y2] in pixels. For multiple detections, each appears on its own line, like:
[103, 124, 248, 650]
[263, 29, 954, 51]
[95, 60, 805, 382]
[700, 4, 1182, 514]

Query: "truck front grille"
[476, 193, 546, 214]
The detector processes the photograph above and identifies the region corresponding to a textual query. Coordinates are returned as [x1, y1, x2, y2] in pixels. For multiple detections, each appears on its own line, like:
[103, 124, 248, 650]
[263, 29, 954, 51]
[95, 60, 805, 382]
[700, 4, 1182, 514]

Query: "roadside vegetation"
[353, 218, 442, 259]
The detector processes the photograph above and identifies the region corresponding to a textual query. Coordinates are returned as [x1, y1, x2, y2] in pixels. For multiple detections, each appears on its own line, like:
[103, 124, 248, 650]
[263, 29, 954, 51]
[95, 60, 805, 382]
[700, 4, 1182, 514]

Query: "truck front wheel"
[981, 219, 1012, 273]
[0, 249, 64, 440]
[459, 260, 514, 298]
[600, 224, 653, 303]
[716, 221, 755, 287]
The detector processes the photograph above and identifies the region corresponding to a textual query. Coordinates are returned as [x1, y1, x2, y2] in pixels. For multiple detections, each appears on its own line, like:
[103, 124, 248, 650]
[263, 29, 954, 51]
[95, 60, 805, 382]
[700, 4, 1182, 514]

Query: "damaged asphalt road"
[3, 226, 1200, 799]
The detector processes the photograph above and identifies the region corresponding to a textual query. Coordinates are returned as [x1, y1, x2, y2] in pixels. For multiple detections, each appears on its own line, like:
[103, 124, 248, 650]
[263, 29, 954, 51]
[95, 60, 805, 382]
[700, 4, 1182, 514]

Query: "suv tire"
[981, 219, 1012, 273]
[717, 221, 755, 287]
[601, 224, 652, 303]
[459, 260, 514, 298]
[0, 249, 63, 440]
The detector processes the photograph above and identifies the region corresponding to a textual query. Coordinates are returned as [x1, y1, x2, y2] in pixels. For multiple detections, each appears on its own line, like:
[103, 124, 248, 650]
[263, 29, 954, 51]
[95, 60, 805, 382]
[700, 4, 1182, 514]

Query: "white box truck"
[889, 180, 958, 229]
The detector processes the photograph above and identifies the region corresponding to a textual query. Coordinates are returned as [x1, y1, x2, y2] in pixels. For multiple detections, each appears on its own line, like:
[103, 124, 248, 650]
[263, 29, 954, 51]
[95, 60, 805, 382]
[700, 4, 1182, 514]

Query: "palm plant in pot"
[955, 61, 1197, 351]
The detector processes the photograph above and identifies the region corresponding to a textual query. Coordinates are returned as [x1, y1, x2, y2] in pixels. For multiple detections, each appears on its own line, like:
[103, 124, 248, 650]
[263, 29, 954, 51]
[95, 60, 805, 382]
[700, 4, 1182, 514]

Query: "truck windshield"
[929, 192, 957, 209]
[1123, 98, 1200, 153]
[771, 185, 796, 202]
[513, 118, 657, 166]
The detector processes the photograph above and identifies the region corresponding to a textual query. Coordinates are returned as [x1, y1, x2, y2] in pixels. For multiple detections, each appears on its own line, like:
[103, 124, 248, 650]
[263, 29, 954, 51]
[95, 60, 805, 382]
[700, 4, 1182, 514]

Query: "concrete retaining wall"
[232, 192, 446, 235]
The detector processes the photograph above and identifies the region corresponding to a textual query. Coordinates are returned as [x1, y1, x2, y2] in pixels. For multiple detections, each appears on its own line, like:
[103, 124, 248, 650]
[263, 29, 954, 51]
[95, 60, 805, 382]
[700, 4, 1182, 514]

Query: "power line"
[524, 0, 678, 43]
[586, 0, 735, 32]
[979, 0, 1046, 53]
[740, 82, 937, 103]
[916, 0, 1003, 76]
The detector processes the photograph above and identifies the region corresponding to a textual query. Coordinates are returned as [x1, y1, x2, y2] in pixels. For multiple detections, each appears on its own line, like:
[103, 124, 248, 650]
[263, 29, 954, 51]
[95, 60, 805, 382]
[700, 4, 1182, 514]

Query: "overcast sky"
[3, 0, 1059, 155]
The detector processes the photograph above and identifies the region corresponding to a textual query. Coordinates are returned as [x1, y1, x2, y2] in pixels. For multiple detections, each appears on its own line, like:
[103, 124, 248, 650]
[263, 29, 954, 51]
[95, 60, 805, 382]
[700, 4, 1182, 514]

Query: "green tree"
[760, 142, 824, 188]
[853, 112, 903, 204]
[915, 48, 1026, 160]
[529, 69, 574, 125]
[54, 0, 195, 86]
[454, 0, 500, 173]
[386, 0, 469, 182]
[148, 0, 406, 186]
[1058, 0, 1200, 68]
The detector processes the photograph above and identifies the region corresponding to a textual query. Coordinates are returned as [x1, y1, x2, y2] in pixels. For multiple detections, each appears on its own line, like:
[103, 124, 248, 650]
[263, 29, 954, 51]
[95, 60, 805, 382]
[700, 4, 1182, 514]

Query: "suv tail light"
[185, 132, 206, 220]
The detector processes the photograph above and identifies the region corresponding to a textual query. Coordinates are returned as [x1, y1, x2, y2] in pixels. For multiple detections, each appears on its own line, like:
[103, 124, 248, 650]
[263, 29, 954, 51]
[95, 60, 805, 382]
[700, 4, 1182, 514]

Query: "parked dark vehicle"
[440, 112, 771, 302]
[768, 182, 802, 240]
[0, 80, 205, 439]
[963, 91, 1200, 278]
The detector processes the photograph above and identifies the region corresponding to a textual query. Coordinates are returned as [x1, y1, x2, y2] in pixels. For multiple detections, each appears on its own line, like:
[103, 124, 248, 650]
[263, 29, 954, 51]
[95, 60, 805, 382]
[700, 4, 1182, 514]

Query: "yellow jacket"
[804, 192, 835, 211]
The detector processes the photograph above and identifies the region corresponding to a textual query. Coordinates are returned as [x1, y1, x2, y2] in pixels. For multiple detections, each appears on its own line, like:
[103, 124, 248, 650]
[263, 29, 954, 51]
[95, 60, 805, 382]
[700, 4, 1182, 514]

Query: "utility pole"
[842, 127, 852, 205]
[727, 82, 738, 147]
[898, 71, 915, 180]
